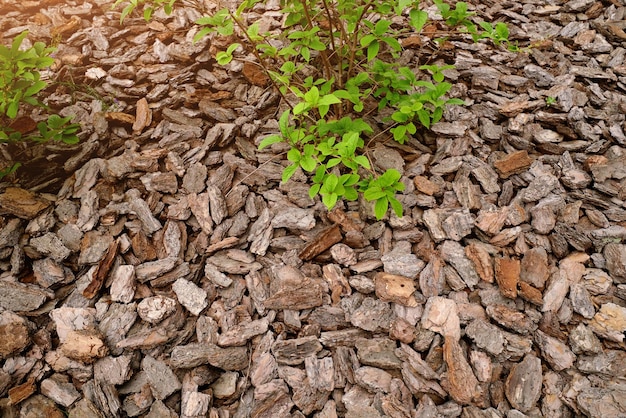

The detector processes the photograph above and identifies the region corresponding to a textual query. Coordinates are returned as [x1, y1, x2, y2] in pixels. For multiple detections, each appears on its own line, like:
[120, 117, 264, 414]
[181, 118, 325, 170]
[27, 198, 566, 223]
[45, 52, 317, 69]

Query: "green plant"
[433, 0, 518, 52]
[112, 0, 176, 23]
[545, 96, 557, 106]
[0, 31, 81, 179]
[116, 0, 512, 219]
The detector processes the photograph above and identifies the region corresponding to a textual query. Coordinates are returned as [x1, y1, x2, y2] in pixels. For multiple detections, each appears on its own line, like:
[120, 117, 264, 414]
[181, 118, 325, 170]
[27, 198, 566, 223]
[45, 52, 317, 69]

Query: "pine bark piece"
[589, 302, 626, 342]
[322, 264, 351, 305]
[517, 281, 543, 306]
[40, 374, 81, 407]
[109, 264, 136, 303]
[248, 208, 273, 256]
[170, 343, 249, 370]
[60, 329, 108, 363]
[94, 355, 132, 386]
[604, 243, 626, 283]
[142, 355, 181, 400]
[465, 319, 505, 356]
[0, 280, 54, 312]
[319, 329, 369, 347]
[31, 258, 69, 289]
[188, 192, 213, 234]
[355, 338, 403, 370]
[137, 295, 176, 324]
[419, 256, 445, 297]
[493, 150, 532, 178]
[421, 296, 460, 340]
[271, 207, 315, 230]
[349, 297, 394, 332]
[250, 380, 294, 418]
[135, 257, 178, 283]
[354, 366, 392, 393]
[0, 187, 51, 219]
[520, 247, 550, 288]
[305, 356, 335, 392]
[126, 189, 162, 235]
[443, 336, 481, 405]
[172, 278, 207, 316]
[486, 304, 536, 335]
[299, 224, 343, 261]
[396, 343, 439, 380]
[534, 330, 576, 371]
[272, 336, 323, 365]
[494, 256, 519, 299]
[0, 310, 31, 359]
[8, 377, 36, 405]
[140, 172, 178, 194]
[206, 184, 228, 226]
[439, 240, 480, 289]
[465, 242, 494, 283]
[132, 97, 152, 133]
[30, 232, 72, 262]
[413, 176, 440, 196]
[218, 318, 269, 347]
[374, 272, 417, 307]
[504, 354, 542, 413]
[83, 238, 119, 299]
[263, 277, 325, 311]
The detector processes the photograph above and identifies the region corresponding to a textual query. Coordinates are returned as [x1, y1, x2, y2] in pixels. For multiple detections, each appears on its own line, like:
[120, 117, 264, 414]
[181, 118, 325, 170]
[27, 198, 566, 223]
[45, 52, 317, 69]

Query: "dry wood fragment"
[83, 238, 119, 299]
[374, 272, 417, 307]
[443, 336, 482, 405]
[298, 224, 342, 261]
[0, 187, 52, 219]
[494, 256, 519, 299]
[493, 150, 532, 178]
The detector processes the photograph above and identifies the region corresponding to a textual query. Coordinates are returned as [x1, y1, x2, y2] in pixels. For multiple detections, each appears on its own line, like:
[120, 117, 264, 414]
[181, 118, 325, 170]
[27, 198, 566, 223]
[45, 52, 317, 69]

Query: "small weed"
[0, 31, 81, 179]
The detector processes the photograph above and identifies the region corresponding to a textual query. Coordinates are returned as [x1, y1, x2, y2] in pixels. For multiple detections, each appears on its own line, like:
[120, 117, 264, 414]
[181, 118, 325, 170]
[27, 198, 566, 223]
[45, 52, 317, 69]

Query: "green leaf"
[193, 27, 213, 43]
[354, 155, 371, 169]
[373, 20, 391, 36]
[326, 157, 341, 168]
[417, 109, 430, 128]
[379, 169, 401, 186]
[374, 198, 389, 220]
[389, 196, 403, 217]
[382, 37, 402, 52]
[495, 22, 509, 39]
[282, 164, 298, 183]
[363, 187, 386, 201]
[447, 98, 465, 105]
[278, 109, 290, 134]
[367, 41, 380, 62]
[360, 34, 376, 47]
[309, 183, 321, 199]
[344, 186, 358, 200]
[392, 125, 406, 142]
[6, 100, 18, 119]
[292, 102, 309, 115]
[300, 155, 317, 172]
[304, 86, 320, 105]
[322, 174, 339, 193]
[322, 193, 338, 210]
[258, 134, 283, 149]
[287, 148, 301, 162]
[317, 94, 341, 107]
[300, 46, 311, 62]
[409, 9, 428, 32]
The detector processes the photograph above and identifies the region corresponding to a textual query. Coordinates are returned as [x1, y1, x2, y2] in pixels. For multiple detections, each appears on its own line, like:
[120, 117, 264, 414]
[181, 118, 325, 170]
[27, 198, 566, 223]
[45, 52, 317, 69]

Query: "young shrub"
[0, 31, 81, 179]
[116, 0, 514, 219]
